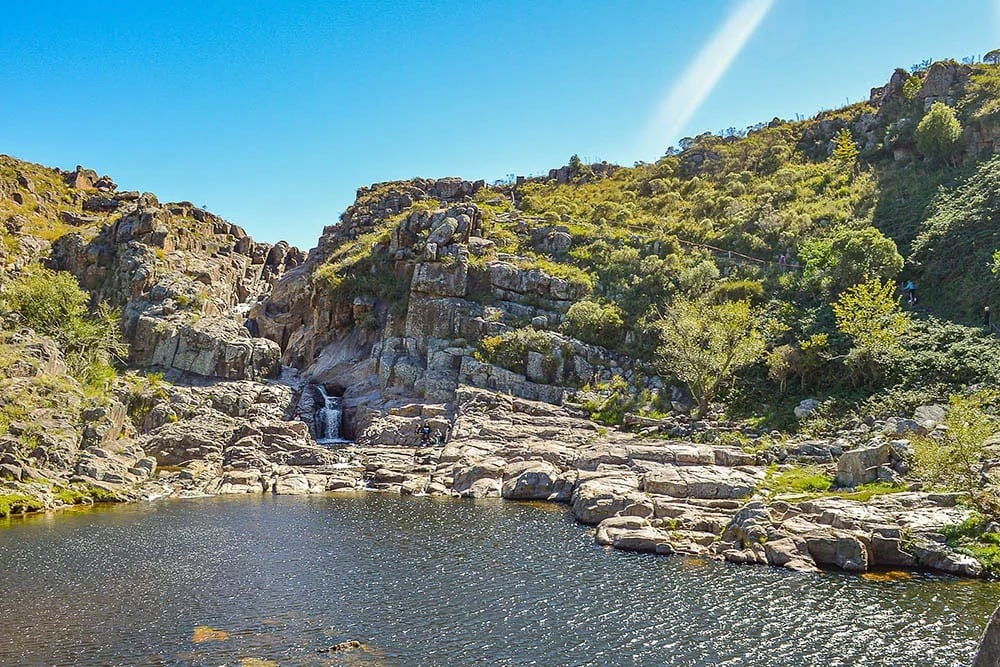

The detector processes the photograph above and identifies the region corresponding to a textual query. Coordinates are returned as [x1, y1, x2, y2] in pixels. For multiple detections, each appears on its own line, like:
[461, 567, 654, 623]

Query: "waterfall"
[314, 385, 346, 445]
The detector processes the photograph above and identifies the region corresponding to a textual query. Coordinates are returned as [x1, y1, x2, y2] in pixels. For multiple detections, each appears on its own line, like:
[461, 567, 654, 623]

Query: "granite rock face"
[130, 315, 281, 381]
[50, 198, 302, 381]
[974, 605, 1000, 667]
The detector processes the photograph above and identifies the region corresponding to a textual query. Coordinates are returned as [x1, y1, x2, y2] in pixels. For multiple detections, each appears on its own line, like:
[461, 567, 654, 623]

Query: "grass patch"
[942, 513, 1000, 576]
[765, 466, 905, 501]
[0, 493, 44, 517]
[766, 465, 834, 495]
[831, 481, 906, 502]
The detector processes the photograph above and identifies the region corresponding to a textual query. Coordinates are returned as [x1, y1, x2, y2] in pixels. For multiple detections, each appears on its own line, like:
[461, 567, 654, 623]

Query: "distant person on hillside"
[904, 279, 917, 306]
[778, 254, 788, 272]
[985, 306, 992, 331]
[419, 423, 432, 447]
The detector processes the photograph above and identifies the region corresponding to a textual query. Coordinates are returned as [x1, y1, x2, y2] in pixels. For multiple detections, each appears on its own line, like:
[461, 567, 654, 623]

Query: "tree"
[831, 128, 859, 171]
[800, 226, 904, 294]
[831, 278, 911, 385]
[915, 102, 964, 164]
[568, 154, 583, 176]
[656, 297, 776, 419]
[985, 49, 1000, 65]
[913, 390, 1000, 517]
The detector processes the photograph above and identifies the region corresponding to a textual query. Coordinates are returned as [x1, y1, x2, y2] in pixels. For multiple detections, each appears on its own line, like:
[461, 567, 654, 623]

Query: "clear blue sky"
[1, 1, 997, 249]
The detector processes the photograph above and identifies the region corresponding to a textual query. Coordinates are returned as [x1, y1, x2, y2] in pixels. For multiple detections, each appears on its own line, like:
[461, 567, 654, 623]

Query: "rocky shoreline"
[5, 369, 981, 581]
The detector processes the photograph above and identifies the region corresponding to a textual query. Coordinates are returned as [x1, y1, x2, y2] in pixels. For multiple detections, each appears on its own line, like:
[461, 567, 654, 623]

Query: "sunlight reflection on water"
[0, 493, 996, 666]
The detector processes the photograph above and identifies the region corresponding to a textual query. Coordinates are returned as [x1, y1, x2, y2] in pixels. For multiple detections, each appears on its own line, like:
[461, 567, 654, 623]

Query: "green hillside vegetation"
[314, 59, 1000, 431]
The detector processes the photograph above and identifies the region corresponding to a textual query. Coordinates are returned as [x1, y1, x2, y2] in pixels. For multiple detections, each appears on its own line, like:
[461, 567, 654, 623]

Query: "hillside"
[3, 57, 1000, 577]
[253, 59, 1000, 431]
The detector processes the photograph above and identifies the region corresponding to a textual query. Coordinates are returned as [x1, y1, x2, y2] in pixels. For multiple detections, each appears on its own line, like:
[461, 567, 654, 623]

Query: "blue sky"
[2, 1, 998, 249]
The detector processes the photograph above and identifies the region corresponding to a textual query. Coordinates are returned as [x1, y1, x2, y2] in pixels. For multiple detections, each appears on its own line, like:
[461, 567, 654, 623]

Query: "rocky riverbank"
[13, 371, 971, 579]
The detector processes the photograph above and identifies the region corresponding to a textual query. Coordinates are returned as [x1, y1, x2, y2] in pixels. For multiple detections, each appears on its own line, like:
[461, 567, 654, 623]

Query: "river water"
[0, 493, 996, 666]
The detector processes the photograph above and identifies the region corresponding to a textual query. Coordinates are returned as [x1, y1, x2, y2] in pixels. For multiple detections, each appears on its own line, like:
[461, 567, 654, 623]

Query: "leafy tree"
[915, 102, 964, 164]
[913, 390, 1000, 517]
[902, 74, 922, 100]
[985, 49, 1000, 65]
[832, 278, 911, 384]
[800, 227, 904, 294]
[831, 128, 859, 171]
[568, 154, 583, 176]
[656, 297, 777, 418]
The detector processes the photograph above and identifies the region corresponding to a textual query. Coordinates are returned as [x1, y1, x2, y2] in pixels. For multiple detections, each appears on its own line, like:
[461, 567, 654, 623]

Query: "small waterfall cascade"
[314, 385, 346, 445]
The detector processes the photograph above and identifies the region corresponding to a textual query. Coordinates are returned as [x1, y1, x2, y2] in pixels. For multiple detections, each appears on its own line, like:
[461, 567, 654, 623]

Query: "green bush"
[583, 375, 636, 425]
[0, 267, 126, 390]
[562, 300, 624, 347]
[833, 278, 912, 385]
[915, 102, 964, 164]
[912, 390, 1000, 517]
[708, 279, 765, 305]
[800, 227, 904, 294]
[476, 327, 553, 374]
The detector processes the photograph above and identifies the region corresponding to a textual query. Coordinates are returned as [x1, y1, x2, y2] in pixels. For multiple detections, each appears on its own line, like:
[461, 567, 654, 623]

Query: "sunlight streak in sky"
[645, 0, 776, 153]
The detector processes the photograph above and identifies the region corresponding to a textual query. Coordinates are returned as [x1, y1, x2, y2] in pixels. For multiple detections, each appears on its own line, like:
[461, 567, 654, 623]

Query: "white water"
[314, 385, 347, 445]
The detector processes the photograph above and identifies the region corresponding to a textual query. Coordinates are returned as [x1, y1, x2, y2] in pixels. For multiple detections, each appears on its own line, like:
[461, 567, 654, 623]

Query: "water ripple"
[0, 494, 996, 666]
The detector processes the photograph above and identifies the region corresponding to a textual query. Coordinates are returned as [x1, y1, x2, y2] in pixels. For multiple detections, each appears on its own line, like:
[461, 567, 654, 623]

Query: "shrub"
[475, 327, 553, 374]
[0, 267, 126, 389]
[912, 390, 1000, 517]
[800, 226, 904, 294]
[708, 279, 765, 305]
[562, 300, 624, 347]
[583, 375, 636, 425]
[915, 102, 964, 164]
[832, 278, 912, 386]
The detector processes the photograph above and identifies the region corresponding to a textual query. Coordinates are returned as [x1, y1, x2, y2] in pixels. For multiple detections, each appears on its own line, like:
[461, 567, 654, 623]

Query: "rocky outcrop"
[313, 386, 987, 578]
[134, 376, 363, 498]
[130, 315, 280, 381]
[0, 328, 157, 507]
[974, 604, 1000, 667]
[49, 192, 302, 381]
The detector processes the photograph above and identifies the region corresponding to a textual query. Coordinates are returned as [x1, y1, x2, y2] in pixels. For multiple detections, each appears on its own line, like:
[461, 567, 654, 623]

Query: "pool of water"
[0, 493, 996, 666]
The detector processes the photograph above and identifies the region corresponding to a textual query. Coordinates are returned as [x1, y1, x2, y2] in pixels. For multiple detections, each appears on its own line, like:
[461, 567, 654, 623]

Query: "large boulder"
[974, 605, 1000, 667]
[501, 460, 569, 500]
[642, 465, 761, 499]
[835, 442, 890, 487]
[571, 470, 650, 525]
